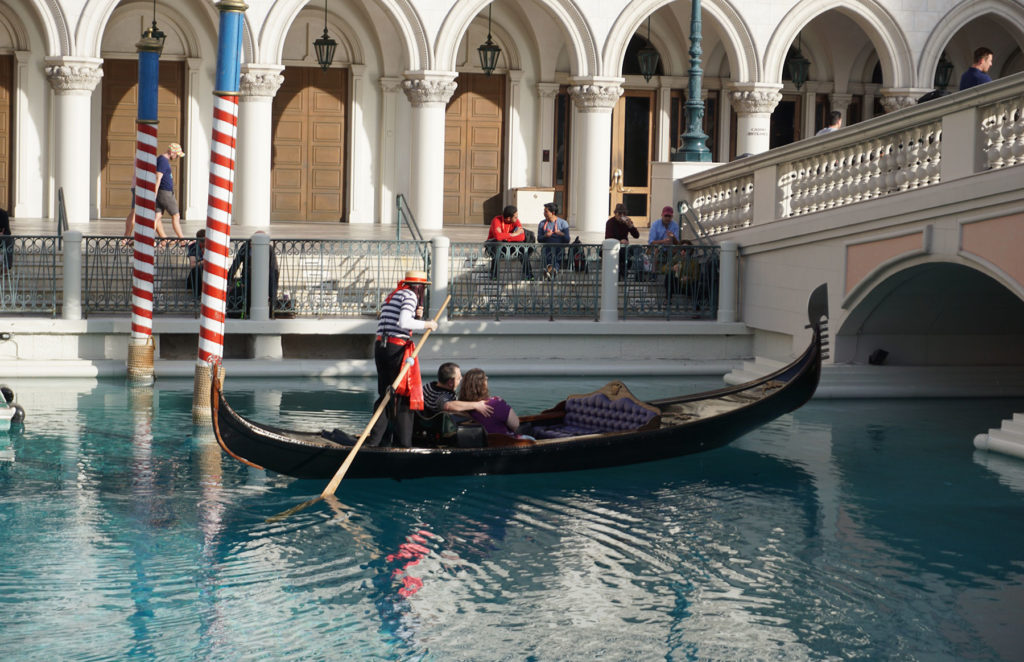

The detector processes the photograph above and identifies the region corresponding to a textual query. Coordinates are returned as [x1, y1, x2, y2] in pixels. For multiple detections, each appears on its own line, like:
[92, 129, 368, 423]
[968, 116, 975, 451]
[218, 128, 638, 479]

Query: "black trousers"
[368, 339, 414, 447]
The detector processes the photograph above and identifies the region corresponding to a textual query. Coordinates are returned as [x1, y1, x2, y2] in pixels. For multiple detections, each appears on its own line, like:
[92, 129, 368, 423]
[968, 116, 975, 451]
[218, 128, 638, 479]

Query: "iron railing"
[448, 241, 602, 319]
[0, 236, 61, 315]
[619, 244, 719, 320]
[271, 239, 431, 318]
[395, 194, 424, 242]
[81, 236, 245, 317]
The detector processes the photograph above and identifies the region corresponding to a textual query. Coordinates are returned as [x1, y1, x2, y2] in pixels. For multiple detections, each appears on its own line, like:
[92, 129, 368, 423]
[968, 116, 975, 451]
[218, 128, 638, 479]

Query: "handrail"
[677, 200, 713, 247]
[395, 194, 424, 242]
[57, 187, 69, 238]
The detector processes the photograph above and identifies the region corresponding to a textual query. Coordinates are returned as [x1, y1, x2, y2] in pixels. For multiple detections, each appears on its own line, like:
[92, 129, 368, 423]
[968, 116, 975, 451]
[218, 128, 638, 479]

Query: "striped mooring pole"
[193, 0, 247, 422]
[126, 28, 163, 384]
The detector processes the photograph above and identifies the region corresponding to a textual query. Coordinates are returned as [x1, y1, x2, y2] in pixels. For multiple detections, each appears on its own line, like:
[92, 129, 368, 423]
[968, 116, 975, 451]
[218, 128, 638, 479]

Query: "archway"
[836, 263, 1024, 366]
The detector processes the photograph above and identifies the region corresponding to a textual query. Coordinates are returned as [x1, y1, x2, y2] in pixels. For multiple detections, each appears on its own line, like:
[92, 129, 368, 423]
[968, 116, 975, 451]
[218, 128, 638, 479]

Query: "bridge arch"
[836, 260, 1024, 366]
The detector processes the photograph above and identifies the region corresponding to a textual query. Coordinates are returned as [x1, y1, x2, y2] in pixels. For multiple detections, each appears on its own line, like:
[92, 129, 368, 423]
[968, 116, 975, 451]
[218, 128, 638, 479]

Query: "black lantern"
[477, 5, 501, 76]
[637, 16, 660, 83]
[787, 33, 811, 91]
[141, 0, 166, 54]
[313, 0, 337, 71]
[934, 51, 954, 89]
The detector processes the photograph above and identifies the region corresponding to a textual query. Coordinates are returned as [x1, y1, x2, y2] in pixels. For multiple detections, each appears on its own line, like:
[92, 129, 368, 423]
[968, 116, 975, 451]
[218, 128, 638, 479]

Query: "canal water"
[1, 376, 1022, 661]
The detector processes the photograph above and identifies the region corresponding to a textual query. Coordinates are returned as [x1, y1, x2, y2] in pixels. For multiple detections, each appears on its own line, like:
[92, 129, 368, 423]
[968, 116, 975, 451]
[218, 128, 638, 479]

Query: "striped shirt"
[376, 288, 419, 340]
[422, 381, 455, 414]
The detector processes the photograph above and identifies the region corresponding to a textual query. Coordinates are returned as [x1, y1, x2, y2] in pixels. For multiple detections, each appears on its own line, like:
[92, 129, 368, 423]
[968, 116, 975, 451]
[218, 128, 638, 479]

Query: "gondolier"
[368, 270, 438, 448]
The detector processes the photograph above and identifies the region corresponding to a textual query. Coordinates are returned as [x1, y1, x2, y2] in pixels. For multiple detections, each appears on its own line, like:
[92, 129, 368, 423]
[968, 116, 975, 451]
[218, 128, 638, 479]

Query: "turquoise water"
[1, 376, 1023, 661]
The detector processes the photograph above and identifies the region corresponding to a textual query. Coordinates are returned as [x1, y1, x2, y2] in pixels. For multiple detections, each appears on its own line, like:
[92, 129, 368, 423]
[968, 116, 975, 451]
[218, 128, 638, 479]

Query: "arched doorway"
[100, 59, 185, 220]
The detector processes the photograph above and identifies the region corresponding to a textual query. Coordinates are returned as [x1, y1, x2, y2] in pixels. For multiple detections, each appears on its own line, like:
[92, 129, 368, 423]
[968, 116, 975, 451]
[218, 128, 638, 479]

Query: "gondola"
[211, 284, 829, 480]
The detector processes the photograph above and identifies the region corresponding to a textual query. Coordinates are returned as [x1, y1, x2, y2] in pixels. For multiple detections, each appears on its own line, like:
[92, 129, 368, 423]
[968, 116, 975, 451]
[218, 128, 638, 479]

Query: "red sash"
[388, 338, 423, 411]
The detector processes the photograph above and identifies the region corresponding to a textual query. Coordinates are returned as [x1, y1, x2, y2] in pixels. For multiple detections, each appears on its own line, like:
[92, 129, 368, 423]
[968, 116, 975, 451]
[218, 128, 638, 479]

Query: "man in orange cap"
[367, 270, 438, 447]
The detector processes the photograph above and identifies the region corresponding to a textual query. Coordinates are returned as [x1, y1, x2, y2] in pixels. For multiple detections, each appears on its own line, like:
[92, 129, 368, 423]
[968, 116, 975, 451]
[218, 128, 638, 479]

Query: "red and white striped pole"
[127, 28, 163, 384]
[193, 0, 247, 421]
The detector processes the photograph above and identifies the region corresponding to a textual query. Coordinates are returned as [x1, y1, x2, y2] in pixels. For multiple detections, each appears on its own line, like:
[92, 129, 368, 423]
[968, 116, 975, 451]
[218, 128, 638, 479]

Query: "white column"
[656, 81, 672, 162]
[235, 66, 284, 230]
[430, 236, 450, 323]
[62, 230, 83, 320]
[45, 59, 103, 225]
[717, 240, 738, 323]
[569, 77, 623, 240]
[535, 82, 559, 184]
[505, 70, 524, 193]
[600, 238, 619, 323]
[185, 58, 202, 220]
[347, 64, 373, 224]
[402, 71, 458, 232]
[12, 51, 30, 217]
[378, 77, 403, 226]
[728, 83, 781, 156]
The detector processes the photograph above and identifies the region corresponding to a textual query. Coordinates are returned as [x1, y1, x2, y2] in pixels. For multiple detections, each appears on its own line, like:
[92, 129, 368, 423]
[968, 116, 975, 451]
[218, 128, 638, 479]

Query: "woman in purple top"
[458, 369, 533, 439]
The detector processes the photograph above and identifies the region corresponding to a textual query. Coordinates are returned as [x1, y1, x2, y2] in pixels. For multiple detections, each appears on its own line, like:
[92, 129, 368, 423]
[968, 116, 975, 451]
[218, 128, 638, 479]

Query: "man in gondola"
[367, 270, 438, 448]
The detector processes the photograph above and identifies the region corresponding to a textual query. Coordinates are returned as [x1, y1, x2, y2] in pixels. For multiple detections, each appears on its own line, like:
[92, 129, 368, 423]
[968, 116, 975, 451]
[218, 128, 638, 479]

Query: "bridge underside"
[837, 264, 1024, 366]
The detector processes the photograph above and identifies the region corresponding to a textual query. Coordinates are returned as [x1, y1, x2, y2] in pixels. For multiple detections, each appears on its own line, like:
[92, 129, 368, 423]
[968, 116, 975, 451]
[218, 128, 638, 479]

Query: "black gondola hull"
[212, 324, 822, 480]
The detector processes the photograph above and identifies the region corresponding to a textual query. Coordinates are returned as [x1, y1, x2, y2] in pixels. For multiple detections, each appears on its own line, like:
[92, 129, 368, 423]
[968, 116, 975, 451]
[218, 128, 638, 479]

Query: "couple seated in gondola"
[416, 362, 534, 446]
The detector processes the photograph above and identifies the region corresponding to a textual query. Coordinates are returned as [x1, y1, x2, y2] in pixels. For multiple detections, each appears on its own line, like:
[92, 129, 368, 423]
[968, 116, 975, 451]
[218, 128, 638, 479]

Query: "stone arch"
[279, 7, 366, 66]
[78, 0, 230, 60]
[918, 0, 1024, 87]
[437, 0, 596, 76]
[604, 0, 757, 81]
[7, 0, 68, 55]
[262, 0, 427, 70]
[99, 1, 207, 60]
[764, 0, 912, 88]
[836, 259, 1024, 365]
[0, 7, 30, 51]
[452, 16, 523, 73]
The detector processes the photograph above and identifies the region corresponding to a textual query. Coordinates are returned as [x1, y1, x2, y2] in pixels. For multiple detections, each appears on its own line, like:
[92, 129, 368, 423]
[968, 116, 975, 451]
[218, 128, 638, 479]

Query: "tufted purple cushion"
[535, 392, 658, 438]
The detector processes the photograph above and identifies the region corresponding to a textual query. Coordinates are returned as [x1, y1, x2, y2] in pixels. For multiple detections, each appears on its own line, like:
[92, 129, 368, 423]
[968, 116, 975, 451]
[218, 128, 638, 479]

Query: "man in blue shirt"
[959, 47, 994, 91]
[154, 143, 185, 238]
[649, 206, 681, 246]
[537, 202, 570, 279]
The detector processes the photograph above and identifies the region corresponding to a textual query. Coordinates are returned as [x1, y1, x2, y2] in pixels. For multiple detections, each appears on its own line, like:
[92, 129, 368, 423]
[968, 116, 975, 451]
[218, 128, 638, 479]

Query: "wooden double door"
[444, 73, 505, 225]
[609, 90, 655, 218]
[100, 59, 185, 219]
[271, 67, 347, 222]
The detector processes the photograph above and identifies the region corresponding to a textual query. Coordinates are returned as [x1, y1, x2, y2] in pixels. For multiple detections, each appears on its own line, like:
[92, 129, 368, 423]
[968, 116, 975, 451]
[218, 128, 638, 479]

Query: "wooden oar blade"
[266, 495, 323, 523]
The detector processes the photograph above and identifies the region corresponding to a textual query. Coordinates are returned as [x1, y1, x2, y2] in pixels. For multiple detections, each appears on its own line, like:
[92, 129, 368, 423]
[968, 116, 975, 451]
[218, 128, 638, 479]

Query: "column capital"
[878, 88, 931, 113]
[568, 77, 624, 113]
[381, 76, 404, 94]
[536, 82, 560, 98]
[829, 93, 853, 110]
[402, 71, 458, 107]
[45, 58, 103, 96]
[239, 66, 284, 100]
[727, 83, 782, 115]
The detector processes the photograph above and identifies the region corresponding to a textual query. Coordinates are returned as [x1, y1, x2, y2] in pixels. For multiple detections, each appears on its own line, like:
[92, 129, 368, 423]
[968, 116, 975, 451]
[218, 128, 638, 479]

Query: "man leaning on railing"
[485, 205, 534, 280]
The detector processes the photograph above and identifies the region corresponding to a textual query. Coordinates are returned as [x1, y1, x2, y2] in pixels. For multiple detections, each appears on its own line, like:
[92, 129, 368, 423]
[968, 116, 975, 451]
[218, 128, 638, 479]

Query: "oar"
[267, 295, 451, 523]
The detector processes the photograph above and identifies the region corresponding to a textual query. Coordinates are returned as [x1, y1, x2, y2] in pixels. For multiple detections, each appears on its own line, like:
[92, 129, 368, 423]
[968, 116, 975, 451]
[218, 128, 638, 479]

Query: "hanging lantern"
[934, 52, 954, 89]
[788, 33, 811, 91]
[313, 0, 337, 71]
[637, 16, 660, 83]
[477, 5, 501, 76]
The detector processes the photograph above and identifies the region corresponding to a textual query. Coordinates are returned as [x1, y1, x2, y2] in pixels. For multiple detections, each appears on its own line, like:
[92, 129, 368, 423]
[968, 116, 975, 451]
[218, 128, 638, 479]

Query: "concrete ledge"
[727, 360, 1024, 398]
[0, 358, 741, 379]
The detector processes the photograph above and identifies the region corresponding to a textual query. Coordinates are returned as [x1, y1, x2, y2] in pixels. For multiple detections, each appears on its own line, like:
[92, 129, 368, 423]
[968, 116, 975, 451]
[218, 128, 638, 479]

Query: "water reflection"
[2, 379, 1024, 660]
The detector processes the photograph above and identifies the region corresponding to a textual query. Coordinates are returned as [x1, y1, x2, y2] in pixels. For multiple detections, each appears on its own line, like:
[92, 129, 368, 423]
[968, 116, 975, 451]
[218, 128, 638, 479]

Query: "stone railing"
[679, 72, 1024, 233]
